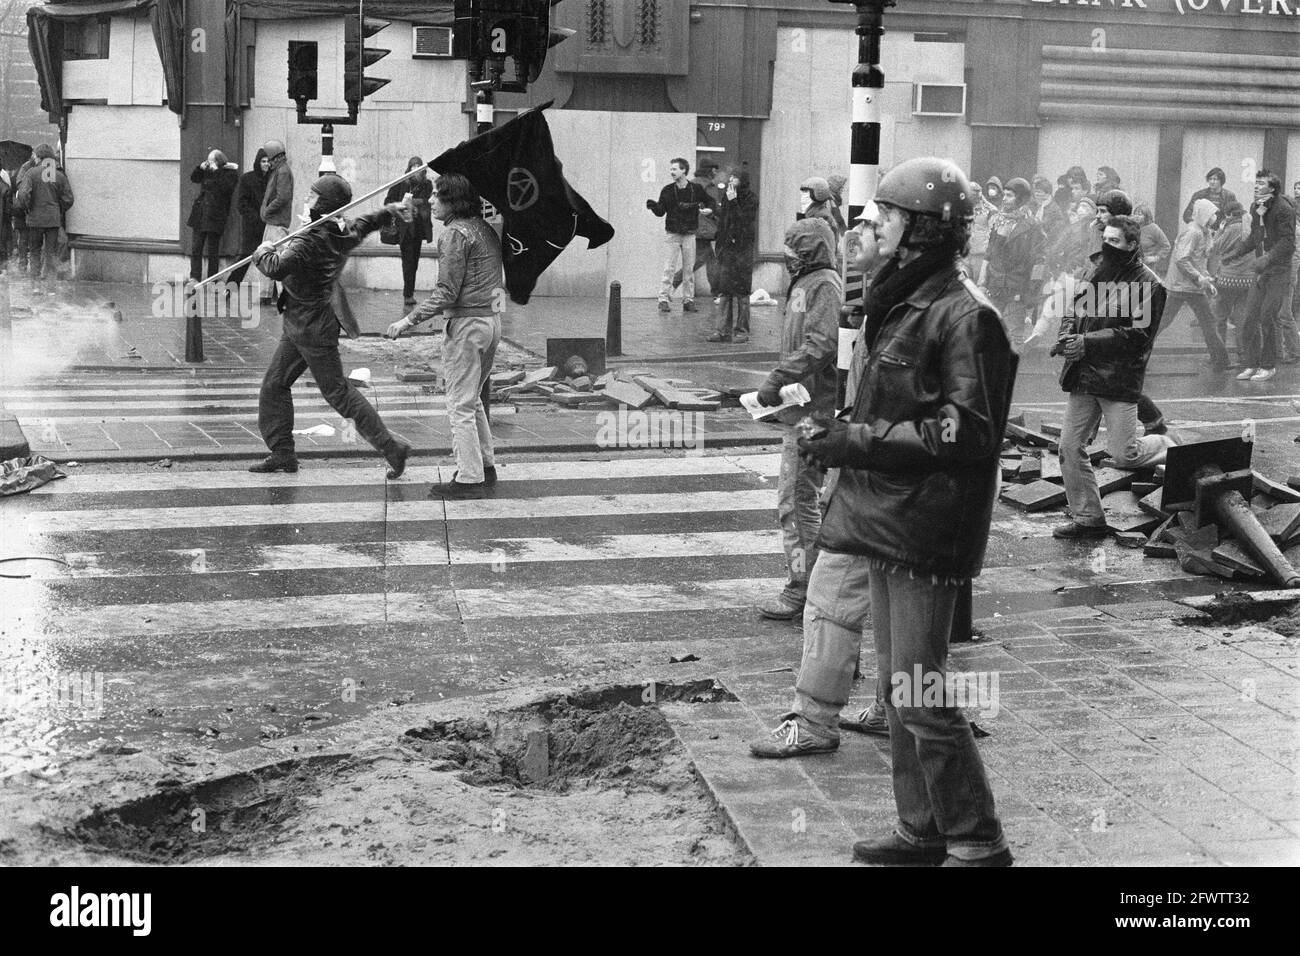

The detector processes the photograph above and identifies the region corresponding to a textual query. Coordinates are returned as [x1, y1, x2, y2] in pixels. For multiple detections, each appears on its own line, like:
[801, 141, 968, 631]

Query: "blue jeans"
[792, 551, 1007, 859]
[776, 429, 823, 606]
[441, 314, 500, 483]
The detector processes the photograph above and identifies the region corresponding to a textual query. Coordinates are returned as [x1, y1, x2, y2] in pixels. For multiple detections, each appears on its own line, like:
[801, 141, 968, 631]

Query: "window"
[63, 18, 111, 60]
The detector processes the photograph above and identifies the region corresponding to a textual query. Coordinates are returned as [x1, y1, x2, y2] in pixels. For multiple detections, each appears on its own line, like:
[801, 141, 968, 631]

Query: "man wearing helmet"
[749, 157, 1016, 867]
[250, 174, 413, 479]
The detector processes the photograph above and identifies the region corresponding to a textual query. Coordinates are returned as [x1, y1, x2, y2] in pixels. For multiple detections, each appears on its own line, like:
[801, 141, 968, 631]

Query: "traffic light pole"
[319, 123, 336, 175]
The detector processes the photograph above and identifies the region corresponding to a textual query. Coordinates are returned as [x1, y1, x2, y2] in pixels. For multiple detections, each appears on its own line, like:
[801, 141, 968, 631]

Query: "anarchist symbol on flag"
[429, 101, 615, 304]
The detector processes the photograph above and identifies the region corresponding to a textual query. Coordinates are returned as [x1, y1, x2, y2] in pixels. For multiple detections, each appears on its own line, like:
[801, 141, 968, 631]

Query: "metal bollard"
[184, 284, 204, 363]
[606, 281, 622, 357]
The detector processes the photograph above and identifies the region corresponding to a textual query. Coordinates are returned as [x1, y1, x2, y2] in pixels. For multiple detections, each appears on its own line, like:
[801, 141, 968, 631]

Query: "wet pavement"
[1, 277, 1298, 865]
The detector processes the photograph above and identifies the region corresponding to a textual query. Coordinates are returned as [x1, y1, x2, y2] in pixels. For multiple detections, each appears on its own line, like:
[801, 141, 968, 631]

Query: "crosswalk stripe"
[23, 489, 779, 533]
[40, 530, 785, 578]
[24, 578, 787, 638]
[26, 455, 782, 494]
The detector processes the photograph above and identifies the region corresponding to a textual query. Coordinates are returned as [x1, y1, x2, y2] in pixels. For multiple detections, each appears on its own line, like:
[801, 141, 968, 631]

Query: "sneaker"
[384, 440, 412, 480]
[1250, 368, 1276, 381]
[732, 332, 749, 343]
[658, 300, 671, 313]
[428, 479, 487, 500]
[941, 848, 1014, 867]
[839, 700, 890, 736]
[1052, 520, 1110, 540]
[749, 718, 838, 759]
[1235, 367, 1257, 380]
[683, 300, 697, 312]
[706, 331, 732, 343]
[248, 455, 298, 474]
[759, 597, 803, 621]
[852, 832, 947, 866]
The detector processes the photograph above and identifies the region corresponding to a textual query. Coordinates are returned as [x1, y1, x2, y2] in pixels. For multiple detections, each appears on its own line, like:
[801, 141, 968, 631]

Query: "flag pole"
[193, 165, 429, 290]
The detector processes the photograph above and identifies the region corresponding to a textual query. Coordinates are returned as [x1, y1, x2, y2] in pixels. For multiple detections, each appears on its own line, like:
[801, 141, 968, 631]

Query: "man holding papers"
[752, 218, 844, 621]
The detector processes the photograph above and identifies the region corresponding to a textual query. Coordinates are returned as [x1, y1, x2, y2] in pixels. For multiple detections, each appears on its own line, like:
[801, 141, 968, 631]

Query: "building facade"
[28, 0, 1300, 296]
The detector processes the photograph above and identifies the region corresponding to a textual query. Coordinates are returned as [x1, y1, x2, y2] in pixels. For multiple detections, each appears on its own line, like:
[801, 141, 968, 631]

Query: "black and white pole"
[833, 0, 893, 409]
[319, 122, 336, 176]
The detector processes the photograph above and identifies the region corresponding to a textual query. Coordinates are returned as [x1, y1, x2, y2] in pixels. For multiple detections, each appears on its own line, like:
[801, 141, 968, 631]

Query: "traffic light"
[344, 12, 390, 109]
[287, 41, 318, 109]
[452, 1, 572, 93]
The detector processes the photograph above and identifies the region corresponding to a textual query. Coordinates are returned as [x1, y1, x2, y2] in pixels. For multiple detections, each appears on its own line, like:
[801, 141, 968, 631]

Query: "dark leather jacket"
[254, 210, 393, 345]
[817, 264, 1017, 581]
[1058, 248, 1167, 404]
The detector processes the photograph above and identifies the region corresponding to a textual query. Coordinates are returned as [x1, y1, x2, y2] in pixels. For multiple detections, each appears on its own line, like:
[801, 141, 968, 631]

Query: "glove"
[645, 199, 657, 212]
[253, 241, 275, 261]
[756, 380, 784, 407]
[796, 415, 861, 470]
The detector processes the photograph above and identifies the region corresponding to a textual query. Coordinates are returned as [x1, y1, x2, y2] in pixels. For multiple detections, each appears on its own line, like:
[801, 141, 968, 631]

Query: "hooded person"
[229, 147, 271, 288]
[383, 155, 435, 308]
[258, 139, 294, 303]
[1159, 197, 1227, 369]
[751, 217, 843, 621]
[249, 174, 412, 478]
[708, 167, 760, 343]
[983, 176, 1003, 207]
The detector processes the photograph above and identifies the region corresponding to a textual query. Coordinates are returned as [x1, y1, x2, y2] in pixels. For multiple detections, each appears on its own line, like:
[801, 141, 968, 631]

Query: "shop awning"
[1039, 46, 1300, 128]
[28, 0, 184, 122]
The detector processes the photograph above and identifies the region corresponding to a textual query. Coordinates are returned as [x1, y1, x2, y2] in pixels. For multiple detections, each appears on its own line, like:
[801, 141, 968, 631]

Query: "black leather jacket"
[255, 210, 393, 345]
[817, 264, 1017, 581]
[1058, 249, 1167, 404]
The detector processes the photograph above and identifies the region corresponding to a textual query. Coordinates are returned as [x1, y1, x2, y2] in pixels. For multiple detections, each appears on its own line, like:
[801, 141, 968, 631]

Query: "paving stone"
[1254, 472, 1300, 504]
[1211, 540, 1266, 578]
[1257, 502, 1300, 546]
[1000, 479, 1067, 512]
[1094, 467, 1135, 495]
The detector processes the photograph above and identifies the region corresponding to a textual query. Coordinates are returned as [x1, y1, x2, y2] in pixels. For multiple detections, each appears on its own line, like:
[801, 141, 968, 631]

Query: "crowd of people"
[1, 143, 75, 284]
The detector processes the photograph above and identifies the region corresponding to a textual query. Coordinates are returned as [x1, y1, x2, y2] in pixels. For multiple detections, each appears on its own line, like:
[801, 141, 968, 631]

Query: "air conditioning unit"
[412, 26, 453, 58]
[912, 83, 966, 117]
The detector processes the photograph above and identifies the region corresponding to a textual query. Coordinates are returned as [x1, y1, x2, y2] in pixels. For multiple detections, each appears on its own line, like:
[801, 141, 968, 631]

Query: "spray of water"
[1, 279, 129, 387]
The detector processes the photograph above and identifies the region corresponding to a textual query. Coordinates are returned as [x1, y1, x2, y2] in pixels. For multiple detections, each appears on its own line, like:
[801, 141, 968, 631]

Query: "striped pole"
[835, 0, 893, 409]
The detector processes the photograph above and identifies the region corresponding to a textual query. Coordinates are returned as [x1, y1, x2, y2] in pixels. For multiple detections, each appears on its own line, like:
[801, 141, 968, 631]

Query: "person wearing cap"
[258, 140, 294, 305]
[751, 216, 842, 621]
[751, 156, 1016, 868]
[799, 176, 845, 256]
[983, 176, 1045, 345]
[249, 174, 412, 479]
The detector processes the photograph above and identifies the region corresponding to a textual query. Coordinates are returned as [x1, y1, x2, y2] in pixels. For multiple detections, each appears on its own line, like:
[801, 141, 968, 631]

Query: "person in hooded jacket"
[751, 157, 1016, 868]
[707, 169, 759, 343]
[13, 143, 73, 283]
[249, 175, 412, 479]
[187, 148, 240, 282]
[1164, 198, 1228, 371]
[259, 140, 294, 305]
[799, 177, 844, 257]
[750, 216, 842, 620]
[228, 148, 270, 289]
[983, 176, 1003, 208]
[383, 156, 435, 309]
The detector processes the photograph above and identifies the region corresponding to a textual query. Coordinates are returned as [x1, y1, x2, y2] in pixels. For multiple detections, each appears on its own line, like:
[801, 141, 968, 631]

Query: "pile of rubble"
[998, 413, 1300, 583]
[491, 365, 726, 412]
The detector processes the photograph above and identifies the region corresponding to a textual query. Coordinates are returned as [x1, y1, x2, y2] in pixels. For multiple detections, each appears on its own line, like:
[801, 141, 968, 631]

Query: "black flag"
[429, 102, 614, 304]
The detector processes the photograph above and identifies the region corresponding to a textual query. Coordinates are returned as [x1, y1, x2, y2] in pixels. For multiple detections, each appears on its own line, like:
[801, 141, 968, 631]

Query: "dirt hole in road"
[64, 679, 749, 865]
[401, 679, 739, 791]
[1190, 593, 1300, 635]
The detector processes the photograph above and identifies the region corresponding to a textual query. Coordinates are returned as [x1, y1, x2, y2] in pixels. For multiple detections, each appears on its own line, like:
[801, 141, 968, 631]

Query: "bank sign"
[1031, 0, 1299, 13]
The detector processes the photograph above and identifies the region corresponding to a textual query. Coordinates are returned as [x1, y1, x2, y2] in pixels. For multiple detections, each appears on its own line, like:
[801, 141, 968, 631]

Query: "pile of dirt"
[1263, 601, 1300, 638]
